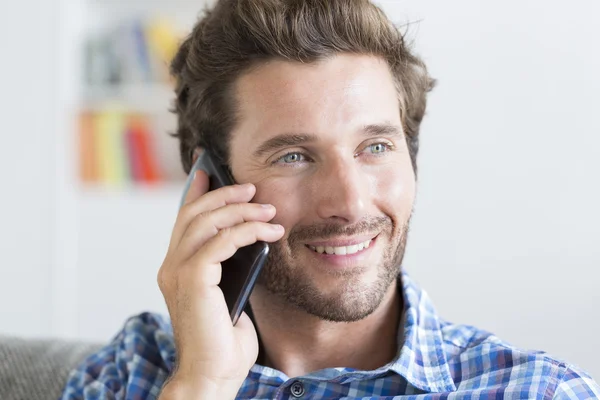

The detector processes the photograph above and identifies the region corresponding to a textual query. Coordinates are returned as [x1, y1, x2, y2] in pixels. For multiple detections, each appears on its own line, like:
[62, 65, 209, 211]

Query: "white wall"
[378, 0, 599, 378]
[0, 0, 57, 337]
[0, 0, 597, 382]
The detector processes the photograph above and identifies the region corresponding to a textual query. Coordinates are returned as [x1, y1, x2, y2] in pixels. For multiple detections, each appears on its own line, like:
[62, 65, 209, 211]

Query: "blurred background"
[0, 0, 598, 380]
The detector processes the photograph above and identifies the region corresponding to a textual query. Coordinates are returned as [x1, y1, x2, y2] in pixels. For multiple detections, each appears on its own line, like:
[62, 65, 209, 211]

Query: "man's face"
[229, 54, 415, 322]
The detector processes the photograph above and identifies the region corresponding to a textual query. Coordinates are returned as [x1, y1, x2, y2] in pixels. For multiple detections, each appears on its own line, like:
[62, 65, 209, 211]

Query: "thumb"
[235, 312, 259, 366]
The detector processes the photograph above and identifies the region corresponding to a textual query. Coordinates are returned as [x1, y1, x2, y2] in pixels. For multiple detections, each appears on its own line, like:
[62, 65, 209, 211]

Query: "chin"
[261, 255, 398, 323]
[299, 276, 394, 322]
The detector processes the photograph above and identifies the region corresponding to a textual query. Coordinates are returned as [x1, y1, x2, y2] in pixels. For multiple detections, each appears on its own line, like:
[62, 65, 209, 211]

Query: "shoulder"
[60, 312, 175, 400]
[439, 321, 600, 399]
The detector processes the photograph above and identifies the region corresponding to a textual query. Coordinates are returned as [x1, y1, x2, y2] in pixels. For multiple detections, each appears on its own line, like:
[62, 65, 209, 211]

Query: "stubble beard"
[256, 215, 411, 322]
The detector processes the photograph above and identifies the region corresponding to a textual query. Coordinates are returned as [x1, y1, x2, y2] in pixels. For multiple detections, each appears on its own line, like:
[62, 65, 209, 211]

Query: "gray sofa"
[0, 335, 101, 400]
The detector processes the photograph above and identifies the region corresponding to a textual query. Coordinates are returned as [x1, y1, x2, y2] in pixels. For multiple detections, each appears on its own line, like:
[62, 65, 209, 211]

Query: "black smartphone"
[180, 149, 269, 325]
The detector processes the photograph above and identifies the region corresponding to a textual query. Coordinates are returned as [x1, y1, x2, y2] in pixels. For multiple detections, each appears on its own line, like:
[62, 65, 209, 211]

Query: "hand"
[157, 169, 284, 399]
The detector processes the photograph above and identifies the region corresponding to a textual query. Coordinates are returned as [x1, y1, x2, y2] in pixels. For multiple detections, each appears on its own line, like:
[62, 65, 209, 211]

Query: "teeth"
[335, 247, 347, 255]
[346, 245, 358, 254]
[308, 239, 372, 255]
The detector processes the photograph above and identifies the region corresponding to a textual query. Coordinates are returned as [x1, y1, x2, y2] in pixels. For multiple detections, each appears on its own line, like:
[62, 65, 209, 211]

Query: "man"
[61, 0, 599, 399]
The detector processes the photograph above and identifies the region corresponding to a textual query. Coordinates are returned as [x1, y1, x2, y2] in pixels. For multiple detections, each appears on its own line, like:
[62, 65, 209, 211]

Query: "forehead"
[231, 54, 401, 146]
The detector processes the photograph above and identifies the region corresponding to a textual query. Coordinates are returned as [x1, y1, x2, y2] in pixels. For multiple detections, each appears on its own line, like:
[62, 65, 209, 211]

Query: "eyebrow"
[363, 123, 404, 137]
[252, 123, 404, 158]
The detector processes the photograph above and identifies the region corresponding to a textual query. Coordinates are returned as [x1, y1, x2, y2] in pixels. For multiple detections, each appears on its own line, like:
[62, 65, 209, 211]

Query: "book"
[94, 109, 129, 186]
[78, 112, 98, 183]
[145, 18, 180, 82]
[125, 114, 145, 182]
[127, 115, 161, 183]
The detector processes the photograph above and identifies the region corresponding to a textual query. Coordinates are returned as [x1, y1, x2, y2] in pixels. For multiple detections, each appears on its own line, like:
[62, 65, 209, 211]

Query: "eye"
[366, 142, 392, 155]
[275, 152, 306, 164]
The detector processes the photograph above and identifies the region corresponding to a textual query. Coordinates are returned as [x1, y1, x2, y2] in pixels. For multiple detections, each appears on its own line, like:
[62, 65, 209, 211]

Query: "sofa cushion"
[0, 335, 101, 400]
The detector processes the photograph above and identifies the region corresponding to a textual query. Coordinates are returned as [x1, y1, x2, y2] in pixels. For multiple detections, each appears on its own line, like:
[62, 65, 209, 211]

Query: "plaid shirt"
[60, 272, 599, 399]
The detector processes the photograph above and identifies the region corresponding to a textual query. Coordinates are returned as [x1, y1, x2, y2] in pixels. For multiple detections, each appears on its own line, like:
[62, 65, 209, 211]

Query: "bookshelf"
[75, 10, 188, 188]
[54, 0, 210, 340]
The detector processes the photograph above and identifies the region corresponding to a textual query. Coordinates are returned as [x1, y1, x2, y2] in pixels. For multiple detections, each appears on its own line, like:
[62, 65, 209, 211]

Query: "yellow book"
[92, 112, 108, 185]
[94, 109, 128, 186]
[146, 18, 181, 81]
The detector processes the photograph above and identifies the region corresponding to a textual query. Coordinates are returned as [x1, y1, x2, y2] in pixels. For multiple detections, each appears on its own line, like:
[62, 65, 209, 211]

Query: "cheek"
[374, 164, 416, 222]
[252, 179, 307, 230]
[230, 159, 310, 235]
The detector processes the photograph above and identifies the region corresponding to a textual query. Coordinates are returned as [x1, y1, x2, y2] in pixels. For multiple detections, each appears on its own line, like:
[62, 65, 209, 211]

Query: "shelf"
[80, 83, 175, 113]
[78, 181, 185, 197]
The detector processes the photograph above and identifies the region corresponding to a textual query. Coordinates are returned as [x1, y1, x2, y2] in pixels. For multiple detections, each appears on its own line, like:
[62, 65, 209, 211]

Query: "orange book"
[78, 112, 98, 183]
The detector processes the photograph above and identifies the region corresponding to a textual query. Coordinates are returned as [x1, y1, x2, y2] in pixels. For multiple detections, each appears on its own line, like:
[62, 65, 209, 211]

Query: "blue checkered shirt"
[60, 272, 599, 399]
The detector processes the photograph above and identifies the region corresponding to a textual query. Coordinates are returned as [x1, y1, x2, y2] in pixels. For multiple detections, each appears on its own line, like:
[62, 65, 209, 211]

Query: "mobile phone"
[180, 149, 269, 325]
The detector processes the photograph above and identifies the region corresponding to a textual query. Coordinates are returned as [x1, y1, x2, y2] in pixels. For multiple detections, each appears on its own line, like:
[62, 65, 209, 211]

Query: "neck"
[249, 281, 402, 378]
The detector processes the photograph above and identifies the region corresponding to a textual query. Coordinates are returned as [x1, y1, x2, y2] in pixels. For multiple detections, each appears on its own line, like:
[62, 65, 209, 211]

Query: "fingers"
[176, 203, 277, 260]
[186, 221, 285, 286]
[170, 183, 257, 252]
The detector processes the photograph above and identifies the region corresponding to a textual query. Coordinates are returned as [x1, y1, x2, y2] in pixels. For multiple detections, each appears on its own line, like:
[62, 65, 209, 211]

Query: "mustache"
[286, 216, 392, 245]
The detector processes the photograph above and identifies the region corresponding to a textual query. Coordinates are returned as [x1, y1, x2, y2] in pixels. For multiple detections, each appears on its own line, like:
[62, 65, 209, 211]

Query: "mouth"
[305, 235, 377, 256]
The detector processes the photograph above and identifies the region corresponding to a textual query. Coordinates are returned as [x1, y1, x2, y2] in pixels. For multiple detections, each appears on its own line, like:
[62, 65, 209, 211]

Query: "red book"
[125, 116, 144, 182]
[127, 116, 161, 183]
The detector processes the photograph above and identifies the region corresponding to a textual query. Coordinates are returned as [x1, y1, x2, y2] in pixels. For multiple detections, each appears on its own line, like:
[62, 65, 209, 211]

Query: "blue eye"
[279, 152, 305, 164]
[368, 143, 389, 154]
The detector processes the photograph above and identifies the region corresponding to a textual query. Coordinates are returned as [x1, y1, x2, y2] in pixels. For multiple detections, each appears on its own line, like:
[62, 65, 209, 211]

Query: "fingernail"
[261, 204, 274, 209]
[271, 224, 284, 231]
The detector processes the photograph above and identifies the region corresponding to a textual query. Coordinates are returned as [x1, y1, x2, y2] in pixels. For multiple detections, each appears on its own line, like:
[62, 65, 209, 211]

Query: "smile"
[307, 239, 372, 255]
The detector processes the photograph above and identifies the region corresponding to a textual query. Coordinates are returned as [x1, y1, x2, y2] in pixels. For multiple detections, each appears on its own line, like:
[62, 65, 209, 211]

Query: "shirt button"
[290, 380, 305, 398]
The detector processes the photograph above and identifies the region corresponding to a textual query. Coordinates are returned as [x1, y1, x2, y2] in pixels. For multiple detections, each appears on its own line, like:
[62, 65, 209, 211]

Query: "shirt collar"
[388, 271, 457, 393]
[249, 270, 457, 393]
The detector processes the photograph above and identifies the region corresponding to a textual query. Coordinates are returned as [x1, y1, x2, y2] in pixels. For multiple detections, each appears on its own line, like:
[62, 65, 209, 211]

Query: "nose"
[314, 156, 368, 224]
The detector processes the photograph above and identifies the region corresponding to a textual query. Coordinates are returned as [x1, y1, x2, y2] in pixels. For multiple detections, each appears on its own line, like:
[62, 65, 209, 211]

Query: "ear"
[192, 147, 204, 164]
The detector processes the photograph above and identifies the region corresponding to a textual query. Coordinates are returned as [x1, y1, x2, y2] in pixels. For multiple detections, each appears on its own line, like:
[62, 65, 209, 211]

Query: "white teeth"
[346, 245, 359, 255]
[334, 247, 347, 255]
[308, 239, 372, 255]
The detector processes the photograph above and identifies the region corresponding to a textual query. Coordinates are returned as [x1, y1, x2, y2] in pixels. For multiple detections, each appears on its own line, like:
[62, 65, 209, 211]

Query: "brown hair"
[170, 0, 435, 175]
